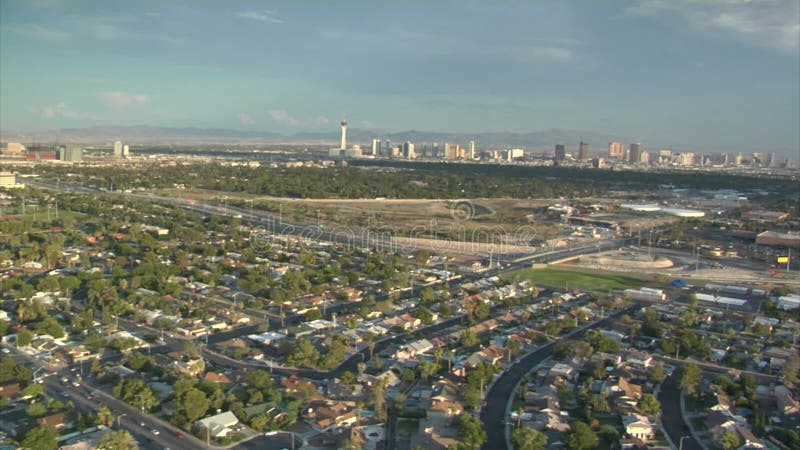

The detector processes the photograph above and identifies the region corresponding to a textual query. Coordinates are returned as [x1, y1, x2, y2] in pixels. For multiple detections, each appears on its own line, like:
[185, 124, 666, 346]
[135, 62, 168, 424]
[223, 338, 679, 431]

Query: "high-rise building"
[607, 142, 623, 159]
[640, 151, 649, 165]
[402, 141, 415, 159]
[679, 152, 695, 166]
[628, 143, 642, 163]
[371, 139, 381, 157]
[58, 145, 83, 162]
[658, 150, 672, 165]
[340, 120, 347, 150]
[384, 140, 391, 156]
[468, 140, 476, 159]
[4, 143, 25, 155]
[554, 144, 566, 161]
[766, 153, 777, 168]
[113, 141, 123, 157]
[123, 145, 130, 157]
[0, 172, 24, 189]
[444, 143, 460, 160]
[591, 157, 605, 169]
[578, 142, 589, 161]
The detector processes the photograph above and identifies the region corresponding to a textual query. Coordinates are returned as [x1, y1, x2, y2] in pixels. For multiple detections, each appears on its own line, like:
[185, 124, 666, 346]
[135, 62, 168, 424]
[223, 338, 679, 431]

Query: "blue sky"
[1, 0, 798, 154]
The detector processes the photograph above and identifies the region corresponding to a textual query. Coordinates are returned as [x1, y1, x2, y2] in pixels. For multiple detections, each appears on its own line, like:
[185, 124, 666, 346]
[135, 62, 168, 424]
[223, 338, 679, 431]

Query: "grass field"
[504, 266, 655, 292]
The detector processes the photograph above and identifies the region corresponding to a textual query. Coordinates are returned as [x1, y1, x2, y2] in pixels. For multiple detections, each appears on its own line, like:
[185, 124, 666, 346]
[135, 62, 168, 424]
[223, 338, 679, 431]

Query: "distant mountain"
[0, 125, 281, 144]
[1, 125, 624, 152]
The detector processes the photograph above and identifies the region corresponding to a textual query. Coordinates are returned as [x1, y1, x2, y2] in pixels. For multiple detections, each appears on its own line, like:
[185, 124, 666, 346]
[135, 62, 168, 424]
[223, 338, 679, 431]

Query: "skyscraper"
[371, 139, 381, 156]
[123, 145, 130, 157]
[554, 144, 566, 162]
[340, 120, 347, 150]
[628, 143, 642, 163]
[444, 143, 460, 160]
[402, 141, 415, 159]
[607, 142, 623, 159]
[468, 140, 476, 160]
[578, 142, 589, 161]
[113, 140, 123, 157]
[58, 145, 83, 162]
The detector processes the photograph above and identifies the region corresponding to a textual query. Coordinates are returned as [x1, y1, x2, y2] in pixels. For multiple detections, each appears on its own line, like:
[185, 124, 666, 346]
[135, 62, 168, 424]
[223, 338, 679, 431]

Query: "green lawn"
[504, 267, 655, 292]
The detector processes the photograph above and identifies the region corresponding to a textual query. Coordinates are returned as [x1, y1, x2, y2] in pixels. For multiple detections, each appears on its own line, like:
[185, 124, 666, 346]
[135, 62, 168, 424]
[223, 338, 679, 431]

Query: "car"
[140, 422, 146, 427]
[151, 429, 160, 435]
[72, 381, 80, 387]
[60, 392, 69, 398]
[174, 432, 184, 439]
[1, 348, 10, 354]
[264, 431, 278, 436]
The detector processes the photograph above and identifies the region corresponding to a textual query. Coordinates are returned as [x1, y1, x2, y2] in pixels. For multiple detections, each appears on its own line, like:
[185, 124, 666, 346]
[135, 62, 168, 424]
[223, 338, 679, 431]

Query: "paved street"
[658, 373, 702, 450]
[480, 307, 632, 450]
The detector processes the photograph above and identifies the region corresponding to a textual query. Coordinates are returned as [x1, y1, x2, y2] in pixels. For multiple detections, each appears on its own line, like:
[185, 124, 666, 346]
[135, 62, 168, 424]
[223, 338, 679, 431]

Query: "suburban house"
[622, 414, 655, 442]
[196, 411, 239, 438]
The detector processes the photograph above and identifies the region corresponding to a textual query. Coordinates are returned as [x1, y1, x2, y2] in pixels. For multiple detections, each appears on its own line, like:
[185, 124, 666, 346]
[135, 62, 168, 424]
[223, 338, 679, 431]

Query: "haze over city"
[1, 0, 799, 157]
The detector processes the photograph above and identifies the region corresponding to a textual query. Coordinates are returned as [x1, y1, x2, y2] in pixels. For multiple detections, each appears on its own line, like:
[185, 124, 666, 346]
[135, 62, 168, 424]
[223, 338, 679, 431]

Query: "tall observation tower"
[340, 120, 347, 150]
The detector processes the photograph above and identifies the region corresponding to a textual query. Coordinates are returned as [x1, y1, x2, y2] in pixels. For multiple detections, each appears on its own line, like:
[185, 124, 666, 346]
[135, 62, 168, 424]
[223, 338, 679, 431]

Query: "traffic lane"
[658, 373, 702, 450]
[480, 342, 556, 450]
[42, 379, 166, 450]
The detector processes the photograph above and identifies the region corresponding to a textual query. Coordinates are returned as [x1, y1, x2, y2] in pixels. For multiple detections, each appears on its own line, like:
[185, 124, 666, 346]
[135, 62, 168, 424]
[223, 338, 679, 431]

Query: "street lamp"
[679, 435, 691, 450]
[117, 413, 127, 428]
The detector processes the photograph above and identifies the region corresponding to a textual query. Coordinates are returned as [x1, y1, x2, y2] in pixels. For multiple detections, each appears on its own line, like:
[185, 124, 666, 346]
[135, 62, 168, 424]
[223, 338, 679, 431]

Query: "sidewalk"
[680, 394, 709, 450]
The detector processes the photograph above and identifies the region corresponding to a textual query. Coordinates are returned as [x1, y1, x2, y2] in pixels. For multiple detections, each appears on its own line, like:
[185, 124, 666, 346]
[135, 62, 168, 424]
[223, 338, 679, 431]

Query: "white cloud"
[627, 0, 800, 54]
[42, 102, 86, 119]
[2, 24, 70, 42]
[237, 10, 285, 24]
[506, 46, 573, 62]
[268, 109, 301, 126]
[100, 91, 150, 109]
[311, 116, 329, 126]
[239, 113, 253, 125]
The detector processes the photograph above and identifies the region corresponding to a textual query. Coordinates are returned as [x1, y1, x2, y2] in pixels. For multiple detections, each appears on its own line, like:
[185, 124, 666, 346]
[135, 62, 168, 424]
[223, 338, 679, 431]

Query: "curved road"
[479, 306, 632, 450]
[658, 373, 702, 450]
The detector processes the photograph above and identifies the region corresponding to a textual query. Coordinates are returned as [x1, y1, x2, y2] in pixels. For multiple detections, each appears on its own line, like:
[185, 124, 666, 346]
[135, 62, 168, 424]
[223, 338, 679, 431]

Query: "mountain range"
[0, 125, 628, 152]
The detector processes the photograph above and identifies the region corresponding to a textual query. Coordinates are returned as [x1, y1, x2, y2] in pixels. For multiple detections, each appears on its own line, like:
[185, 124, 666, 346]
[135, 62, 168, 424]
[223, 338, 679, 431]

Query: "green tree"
[178, 388, 209, 423]
[648, 363, 666, 384]
[638, 394, 661, 416]
[511, 427, 548, 450]
[244, 370, 273, 390]
[720, 430, 740, 450]
[98, 406, 114, 427]
[565, 421, 599, 450]
[96, 430, 139, 450]
[679, 363, 702, 396]
[340, 371, 357, 385]
[26, 402, 48, 418]
[781, 354, 799, 384]
[22, 425, 58, 450]
[455, 413, 487, 448]
[23, 383, 44, 399]
[16, 328, 33, 347]
[460, 329, 479, 347]
[304, 308, 322, 321]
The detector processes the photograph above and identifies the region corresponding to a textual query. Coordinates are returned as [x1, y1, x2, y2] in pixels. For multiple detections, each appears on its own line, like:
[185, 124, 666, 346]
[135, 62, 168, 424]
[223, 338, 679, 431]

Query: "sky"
[1, 0, 798, 155]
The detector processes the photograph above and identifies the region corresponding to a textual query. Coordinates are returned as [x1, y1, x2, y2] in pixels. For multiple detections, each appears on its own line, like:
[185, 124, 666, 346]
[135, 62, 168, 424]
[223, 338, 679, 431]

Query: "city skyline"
[1, 0, 799, 157]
